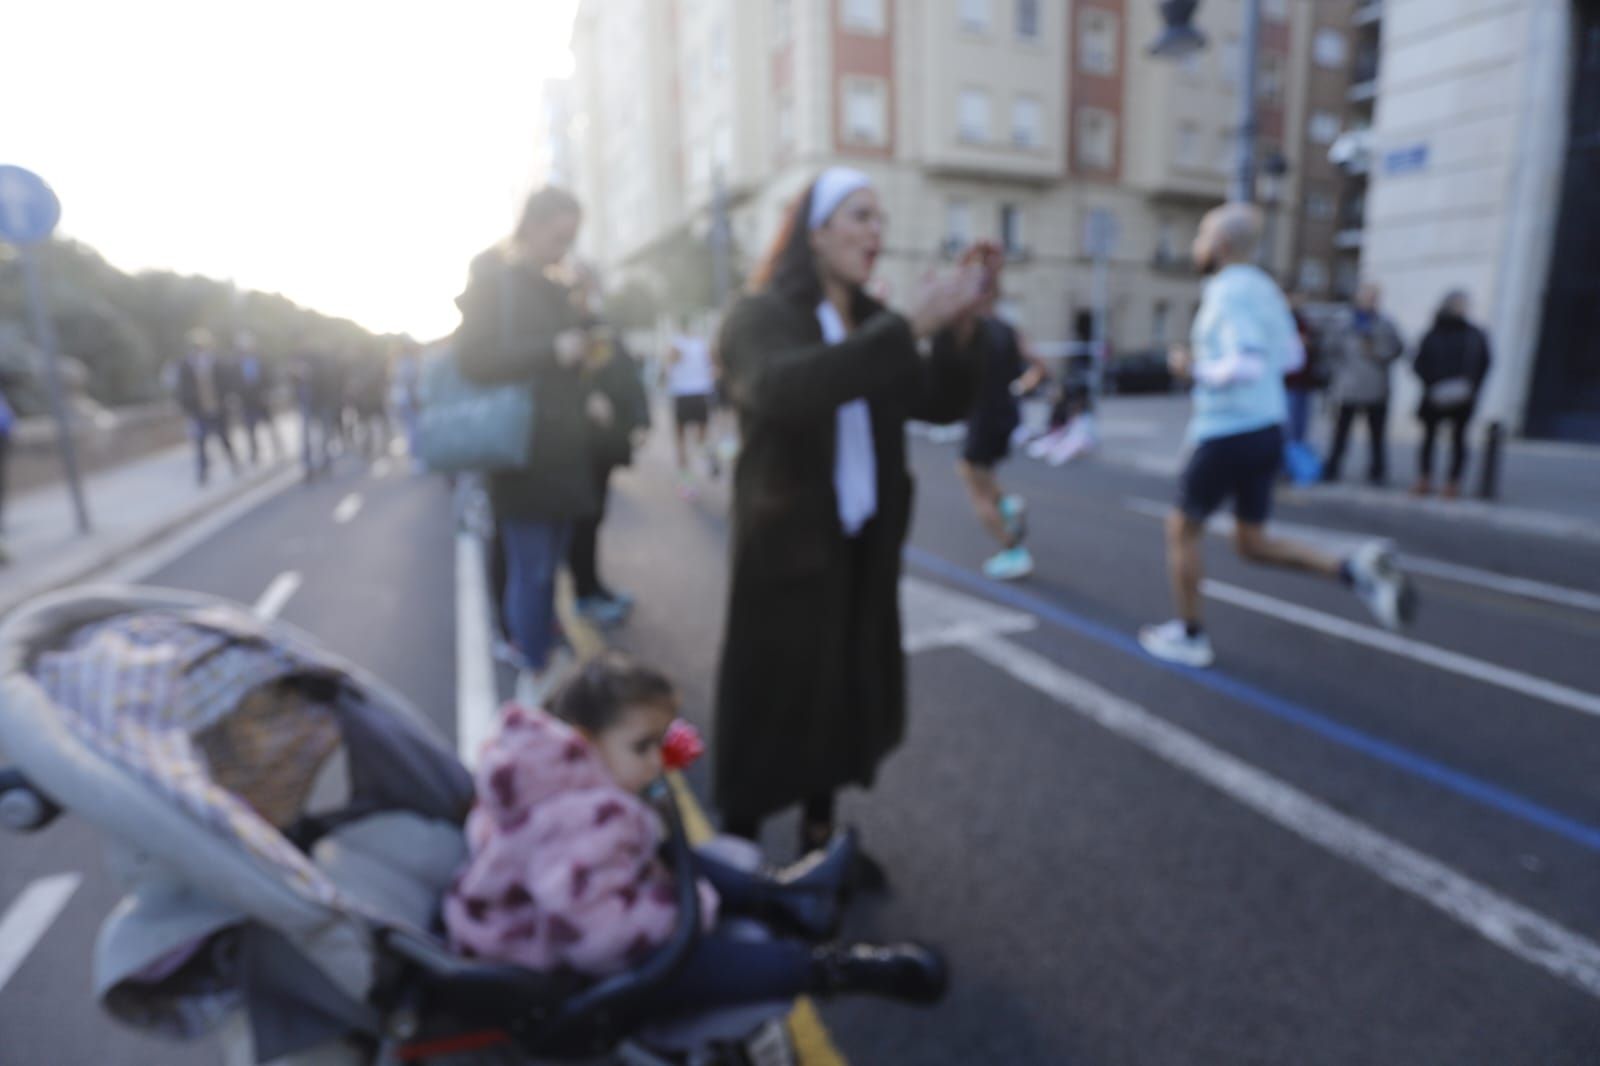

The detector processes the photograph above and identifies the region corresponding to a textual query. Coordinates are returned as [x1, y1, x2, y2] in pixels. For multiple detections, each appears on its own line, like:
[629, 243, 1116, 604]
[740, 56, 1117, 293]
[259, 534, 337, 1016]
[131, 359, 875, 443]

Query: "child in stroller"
[447, 652, 946, 1015]
[0, 587, 944, 1066]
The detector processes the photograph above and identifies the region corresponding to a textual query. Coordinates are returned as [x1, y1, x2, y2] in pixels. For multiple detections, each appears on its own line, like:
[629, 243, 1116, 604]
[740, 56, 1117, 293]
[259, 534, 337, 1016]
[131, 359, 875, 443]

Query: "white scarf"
[817, 300, 877, 536]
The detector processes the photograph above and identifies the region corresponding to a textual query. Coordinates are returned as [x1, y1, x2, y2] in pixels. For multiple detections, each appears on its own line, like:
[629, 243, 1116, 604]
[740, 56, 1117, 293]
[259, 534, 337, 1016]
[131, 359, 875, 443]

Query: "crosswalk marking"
[333, 493, 363, 524]
[0, 874, 82, 994]
[253, 570, 302, 621]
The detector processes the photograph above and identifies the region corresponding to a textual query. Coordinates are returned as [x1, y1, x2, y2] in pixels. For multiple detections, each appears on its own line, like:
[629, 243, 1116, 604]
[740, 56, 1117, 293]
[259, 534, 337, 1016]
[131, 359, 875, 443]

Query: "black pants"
[1326, 401, 1389, 483]
[1420, 410, 1471, 485]
[568, 467, 614, 601]
[725, 793, 835, 845]
[191, 415, 238, 485]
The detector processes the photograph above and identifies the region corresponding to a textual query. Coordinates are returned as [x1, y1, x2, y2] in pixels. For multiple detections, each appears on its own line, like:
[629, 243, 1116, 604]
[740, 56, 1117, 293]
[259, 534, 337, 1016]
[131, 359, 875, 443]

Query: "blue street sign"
[0, 165, 62, 247]
[1384, 143, 1430, 177]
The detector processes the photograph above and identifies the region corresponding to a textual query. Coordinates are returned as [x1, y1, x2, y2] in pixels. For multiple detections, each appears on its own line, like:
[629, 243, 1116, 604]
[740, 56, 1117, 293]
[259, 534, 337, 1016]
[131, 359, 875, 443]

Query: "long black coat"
[1413, 315, 1492, 419]
[713, 288, 979, 824]
[456, 252, 597, 522]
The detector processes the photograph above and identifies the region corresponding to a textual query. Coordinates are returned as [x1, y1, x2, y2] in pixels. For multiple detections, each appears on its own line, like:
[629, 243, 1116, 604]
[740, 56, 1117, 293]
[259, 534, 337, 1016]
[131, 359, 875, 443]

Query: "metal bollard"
[1478, 421, 1503, 501]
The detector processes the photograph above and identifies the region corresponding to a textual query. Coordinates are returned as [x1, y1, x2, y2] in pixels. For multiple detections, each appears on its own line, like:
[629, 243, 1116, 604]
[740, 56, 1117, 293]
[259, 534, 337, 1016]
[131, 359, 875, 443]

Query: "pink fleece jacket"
[443, 705, 718, 977]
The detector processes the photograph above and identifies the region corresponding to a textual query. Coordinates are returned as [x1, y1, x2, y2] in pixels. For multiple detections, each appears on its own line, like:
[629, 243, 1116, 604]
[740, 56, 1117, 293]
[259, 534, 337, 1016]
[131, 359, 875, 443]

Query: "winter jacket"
[444, 706, 717, 978]
[1413, 313, 1492, 418]
[1325, 308, 1404, 406]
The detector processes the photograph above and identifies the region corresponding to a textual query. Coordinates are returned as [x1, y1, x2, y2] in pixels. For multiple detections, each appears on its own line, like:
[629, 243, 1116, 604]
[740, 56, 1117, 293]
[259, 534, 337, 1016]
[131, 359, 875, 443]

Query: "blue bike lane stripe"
[905, 546, 1600, 855]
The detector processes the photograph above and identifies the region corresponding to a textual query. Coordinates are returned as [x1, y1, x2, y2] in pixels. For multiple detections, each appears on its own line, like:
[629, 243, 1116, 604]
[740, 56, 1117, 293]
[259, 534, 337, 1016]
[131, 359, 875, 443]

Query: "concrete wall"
[1363, 0, 1572, 434]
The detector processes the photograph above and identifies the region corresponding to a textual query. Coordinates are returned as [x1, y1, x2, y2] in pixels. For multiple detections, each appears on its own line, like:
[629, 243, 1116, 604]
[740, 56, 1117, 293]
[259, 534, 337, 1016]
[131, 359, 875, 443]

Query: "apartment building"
[565, 0, 1323, 357]
[1361, 0, 1598, 441]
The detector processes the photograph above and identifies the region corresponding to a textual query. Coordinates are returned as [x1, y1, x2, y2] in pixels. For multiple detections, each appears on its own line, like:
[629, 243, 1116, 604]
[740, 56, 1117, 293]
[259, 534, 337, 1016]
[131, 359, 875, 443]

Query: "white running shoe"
[1138, 620, 1216, 668]
[1046, 422, 1098, 467]
[1026, 428, 1067, 460]
[1347, 540, 1417, 631]
[982, 546, 1035, 581]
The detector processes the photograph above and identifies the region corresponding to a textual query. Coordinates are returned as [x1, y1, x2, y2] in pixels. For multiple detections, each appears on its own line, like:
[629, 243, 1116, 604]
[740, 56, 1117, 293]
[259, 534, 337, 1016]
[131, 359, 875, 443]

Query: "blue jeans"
[500, 519, 571, 671]
[1285, 389, 1314, 446]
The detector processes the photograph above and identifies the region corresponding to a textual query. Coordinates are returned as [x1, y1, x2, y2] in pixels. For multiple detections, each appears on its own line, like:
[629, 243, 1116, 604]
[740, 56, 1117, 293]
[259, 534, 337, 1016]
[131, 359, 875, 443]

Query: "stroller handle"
[0, 768, 63, 833]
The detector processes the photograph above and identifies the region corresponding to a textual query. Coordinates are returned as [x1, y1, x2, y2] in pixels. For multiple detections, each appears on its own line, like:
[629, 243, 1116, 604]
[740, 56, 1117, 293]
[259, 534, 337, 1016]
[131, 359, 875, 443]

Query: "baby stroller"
[0, 586, 796, 1065]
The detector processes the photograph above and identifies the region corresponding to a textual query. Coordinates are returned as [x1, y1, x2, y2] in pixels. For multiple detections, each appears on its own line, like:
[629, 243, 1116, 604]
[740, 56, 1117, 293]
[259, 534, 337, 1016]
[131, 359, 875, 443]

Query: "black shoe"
[811, 942, 948, 1005]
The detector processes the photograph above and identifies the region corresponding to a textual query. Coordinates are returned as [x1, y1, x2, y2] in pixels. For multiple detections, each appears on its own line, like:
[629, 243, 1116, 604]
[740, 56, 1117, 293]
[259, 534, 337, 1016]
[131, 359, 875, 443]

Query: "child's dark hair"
[549, 652, 677, 735]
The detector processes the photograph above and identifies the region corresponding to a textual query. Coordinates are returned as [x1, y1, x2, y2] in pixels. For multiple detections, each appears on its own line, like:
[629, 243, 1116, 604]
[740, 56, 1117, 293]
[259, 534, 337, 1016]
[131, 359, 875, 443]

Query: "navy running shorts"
[1178, 424, 1285, 526]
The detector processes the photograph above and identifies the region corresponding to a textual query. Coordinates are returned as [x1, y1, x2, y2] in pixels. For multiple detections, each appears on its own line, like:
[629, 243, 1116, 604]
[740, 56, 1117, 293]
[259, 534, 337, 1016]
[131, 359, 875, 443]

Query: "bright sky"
[4, 1, 580, 340]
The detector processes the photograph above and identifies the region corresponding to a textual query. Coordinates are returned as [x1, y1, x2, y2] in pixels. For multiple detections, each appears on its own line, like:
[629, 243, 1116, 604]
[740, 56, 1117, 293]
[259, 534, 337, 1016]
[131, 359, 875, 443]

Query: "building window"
[1298, 258, 1328, 293]
[1335, 259, 1360, 297]
[1314, 29, 1348, 69]
[1307, 188, 1335, 222]
[1154, 221, 1179, 264]
[1262, 0, 1289, 21]
[1077, 108, 1116, 171]
[1309, 110, 1341, 145]
[959, 88, 992, 143]
[1177, 122, 1202, 168]
[842, 0, 886, 35]
[1016, 0, 1040, 40]
[1259, 54, 1284, 103]
[946, 200, 972, 248]
[960, 0, 991, 33]
[1079, 10, 1119, 76]
[1012, 95, 1042, 149]
[1000, 203, 1025, 255]
[843, 78, 888, 146]
[1152, 301, 1171, 344]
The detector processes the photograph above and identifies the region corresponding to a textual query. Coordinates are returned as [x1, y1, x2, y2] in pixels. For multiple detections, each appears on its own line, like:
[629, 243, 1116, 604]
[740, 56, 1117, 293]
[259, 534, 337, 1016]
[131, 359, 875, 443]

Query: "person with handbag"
[455, 186, 599, 705]
[1412, 290, 1492, 499]
[711, 167, 987, 874]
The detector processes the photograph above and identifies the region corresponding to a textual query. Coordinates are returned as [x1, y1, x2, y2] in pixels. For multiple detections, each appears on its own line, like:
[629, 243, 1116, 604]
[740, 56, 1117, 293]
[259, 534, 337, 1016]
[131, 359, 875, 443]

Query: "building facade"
[563, 0, 1333, 359]
[1361, 0, 1599, 440]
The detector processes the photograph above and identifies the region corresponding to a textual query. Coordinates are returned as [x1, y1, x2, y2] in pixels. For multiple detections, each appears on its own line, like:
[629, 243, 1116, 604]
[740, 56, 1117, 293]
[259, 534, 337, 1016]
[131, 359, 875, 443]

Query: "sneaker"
[599, 588, 636, 610]
[1138, 620, 1216, 668]
[998, 494, 1028, 544]
[1046, 423, 1096, 467]
[982, 546, 1035, 581]
[577, 595, 629, 630]
[1026, 427, 1067, 460]
[1347, 540, 1417, 631]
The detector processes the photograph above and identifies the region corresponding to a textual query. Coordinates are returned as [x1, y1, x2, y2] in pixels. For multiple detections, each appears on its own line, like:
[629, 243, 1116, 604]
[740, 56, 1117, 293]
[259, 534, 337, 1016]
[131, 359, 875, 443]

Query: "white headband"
[807, 167, 873, 231]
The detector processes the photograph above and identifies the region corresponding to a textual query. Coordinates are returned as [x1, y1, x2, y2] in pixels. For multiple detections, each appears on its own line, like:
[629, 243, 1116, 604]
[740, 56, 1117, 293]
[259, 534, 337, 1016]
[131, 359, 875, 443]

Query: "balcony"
[1348, 52, 1380, 103]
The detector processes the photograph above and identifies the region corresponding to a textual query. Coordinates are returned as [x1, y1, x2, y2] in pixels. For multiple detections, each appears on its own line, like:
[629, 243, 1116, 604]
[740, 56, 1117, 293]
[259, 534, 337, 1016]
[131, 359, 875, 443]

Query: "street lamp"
[1148, 1, 1207, 58]
[1148, 0, 1263, 205]
[1259, 152, 1290, 273]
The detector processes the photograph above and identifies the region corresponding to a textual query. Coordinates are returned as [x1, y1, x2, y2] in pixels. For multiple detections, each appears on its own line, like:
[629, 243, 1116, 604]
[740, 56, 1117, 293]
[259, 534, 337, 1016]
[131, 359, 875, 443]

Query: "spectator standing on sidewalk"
[712, 167, 985, 867]
[1412, 290, 1493, 499]
[231, 331, 282, 464]
[1323, 282, 1404, 486]
[1283, 290, 1324, 451]
[175, 328, 240, 487]
[1139, 204, 1416, 669]
[955, 241, 1049, 581]
[456, 186, 598, 707]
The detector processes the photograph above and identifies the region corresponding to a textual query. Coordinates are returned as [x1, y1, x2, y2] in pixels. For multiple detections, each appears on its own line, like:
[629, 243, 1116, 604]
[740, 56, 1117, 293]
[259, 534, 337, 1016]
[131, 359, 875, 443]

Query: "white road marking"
[901, 575, 1037, 653]
[456, 530, 498, 768]
[1203, 579, 1600, 720]
[959, 632, 1600, 1001]
[0, 874, 82, 994]
[253, 571, 303, 621]
[333, 493, 363, 524]
[1126, 497, 1600, 615]
[371, 458, 392, 479]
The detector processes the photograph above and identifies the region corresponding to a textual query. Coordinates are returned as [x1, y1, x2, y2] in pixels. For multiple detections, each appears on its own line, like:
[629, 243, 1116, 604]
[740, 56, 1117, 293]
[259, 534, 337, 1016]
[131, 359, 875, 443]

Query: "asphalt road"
[3, 422, 1600, 1064]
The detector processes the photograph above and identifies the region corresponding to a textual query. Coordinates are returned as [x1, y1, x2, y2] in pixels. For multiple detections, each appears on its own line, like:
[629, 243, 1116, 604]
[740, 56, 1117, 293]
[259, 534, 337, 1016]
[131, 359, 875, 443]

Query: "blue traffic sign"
[0, 165, 62, 246]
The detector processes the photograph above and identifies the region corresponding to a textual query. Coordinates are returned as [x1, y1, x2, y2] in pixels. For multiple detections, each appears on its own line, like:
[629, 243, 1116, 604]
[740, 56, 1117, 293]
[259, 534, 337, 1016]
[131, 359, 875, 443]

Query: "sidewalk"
[0, 417, 301, 615]
[1084, 394, 1600, 543]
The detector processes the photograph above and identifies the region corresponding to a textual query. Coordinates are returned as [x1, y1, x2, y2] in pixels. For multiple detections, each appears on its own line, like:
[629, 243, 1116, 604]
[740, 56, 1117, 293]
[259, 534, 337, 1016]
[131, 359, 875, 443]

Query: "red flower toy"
[661, 719, 705, 771]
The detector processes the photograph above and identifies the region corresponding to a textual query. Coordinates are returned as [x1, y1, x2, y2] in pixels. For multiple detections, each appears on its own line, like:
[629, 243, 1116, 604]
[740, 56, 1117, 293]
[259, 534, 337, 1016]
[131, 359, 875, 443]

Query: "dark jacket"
[712, 288, 979, 823]
[176, 353, 236, 419]
[587, 334, 651, 473]
[1414, 313, 1492, 417]
[455, 251, 597, 522]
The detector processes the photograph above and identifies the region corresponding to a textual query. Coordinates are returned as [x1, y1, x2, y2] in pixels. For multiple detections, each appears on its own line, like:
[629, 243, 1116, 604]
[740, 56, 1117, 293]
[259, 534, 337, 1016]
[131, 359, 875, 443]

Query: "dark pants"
[568, 467, 614, 601]
[635, 850, 816, 1018]
[300, 405, 336, 476]
[191, 415, 238, 485]
[1326, 401, 1389, 483]
[1420, 410, 1471, 484]
[242, 404, 282, 464]
[724, 793, 835, 845]
[501, 519, 571, 671]
[1285, 389, 1314, 447]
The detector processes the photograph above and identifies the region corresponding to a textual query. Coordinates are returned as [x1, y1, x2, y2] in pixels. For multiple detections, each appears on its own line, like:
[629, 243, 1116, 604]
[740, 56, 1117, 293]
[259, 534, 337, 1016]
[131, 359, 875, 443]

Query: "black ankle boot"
[810, 942, 948, 1005]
